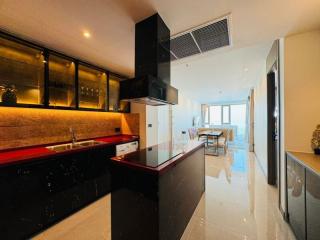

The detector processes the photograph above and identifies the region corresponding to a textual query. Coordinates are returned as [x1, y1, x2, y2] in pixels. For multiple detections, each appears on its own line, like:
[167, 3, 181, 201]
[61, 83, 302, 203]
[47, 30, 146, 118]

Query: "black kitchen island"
[110, 140, 205, 240]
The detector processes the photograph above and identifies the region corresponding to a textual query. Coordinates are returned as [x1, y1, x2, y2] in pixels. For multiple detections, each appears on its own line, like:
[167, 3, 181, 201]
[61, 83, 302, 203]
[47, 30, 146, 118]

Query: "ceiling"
[1, 0, 320, 102]
[171, 42, 272, 103]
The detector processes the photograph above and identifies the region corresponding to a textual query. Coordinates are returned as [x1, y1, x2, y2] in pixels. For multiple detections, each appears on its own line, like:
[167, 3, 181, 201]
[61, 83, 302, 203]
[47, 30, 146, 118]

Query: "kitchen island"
[110, 140, 205, 240]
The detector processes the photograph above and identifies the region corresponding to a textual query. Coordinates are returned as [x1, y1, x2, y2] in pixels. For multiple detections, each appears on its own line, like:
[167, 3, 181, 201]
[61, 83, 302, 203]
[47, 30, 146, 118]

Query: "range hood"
[120, 14, 178, 106]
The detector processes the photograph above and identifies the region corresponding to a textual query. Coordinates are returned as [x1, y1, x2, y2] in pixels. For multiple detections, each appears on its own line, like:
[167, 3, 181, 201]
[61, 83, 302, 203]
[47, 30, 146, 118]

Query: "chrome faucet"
[70, 127, 77, 144]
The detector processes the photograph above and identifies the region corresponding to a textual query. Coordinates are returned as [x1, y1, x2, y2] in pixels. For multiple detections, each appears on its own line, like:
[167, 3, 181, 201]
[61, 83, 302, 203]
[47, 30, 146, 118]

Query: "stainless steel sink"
[46, 140, 104, 152]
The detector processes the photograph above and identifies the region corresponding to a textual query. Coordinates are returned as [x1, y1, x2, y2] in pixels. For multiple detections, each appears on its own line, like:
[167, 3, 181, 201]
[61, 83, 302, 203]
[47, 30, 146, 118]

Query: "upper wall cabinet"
[78, 64, 107, 110]
[109, 74, 130, 112]
[0, 31, 130, 113]
[0, 34, 45, 106]
[48, 54, 76, 108]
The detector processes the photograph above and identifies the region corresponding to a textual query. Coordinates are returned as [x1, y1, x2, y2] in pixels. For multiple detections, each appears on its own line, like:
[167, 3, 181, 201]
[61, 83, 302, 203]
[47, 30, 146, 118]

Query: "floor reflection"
[206, 150, 248, 183]
[181, 149, 296, 240]
[33, 149, 296, 240]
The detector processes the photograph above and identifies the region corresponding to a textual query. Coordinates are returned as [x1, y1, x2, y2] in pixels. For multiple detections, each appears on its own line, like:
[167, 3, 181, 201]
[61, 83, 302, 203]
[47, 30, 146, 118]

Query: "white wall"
[284, 29, 320, 153]
[131, 103, 147, 148]
[172, 93, 201, 141]
[254, 29, 320, 214]
[131, 104, 165, 148]
[146, 105, 159, 147]
[157, 105, 171, 144]
[279, 38, 286, 213]
[253, 70, 268, 176]
[131, 93, 200, 148]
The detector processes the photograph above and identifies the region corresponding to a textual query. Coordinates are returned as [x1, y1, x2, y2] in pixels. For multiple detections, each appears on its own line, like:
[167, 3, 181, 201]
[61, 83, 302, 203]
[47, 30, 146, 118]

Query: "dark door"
[267, 71, 279, 185]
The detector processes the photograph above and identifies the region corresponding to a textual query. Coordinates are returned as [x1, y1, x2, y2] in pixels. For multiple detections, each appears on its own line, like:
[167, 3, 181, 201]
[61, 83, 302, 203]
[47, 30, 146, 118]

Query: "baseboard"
[253, 152, 268, 179]
[279, 205, 289, 222]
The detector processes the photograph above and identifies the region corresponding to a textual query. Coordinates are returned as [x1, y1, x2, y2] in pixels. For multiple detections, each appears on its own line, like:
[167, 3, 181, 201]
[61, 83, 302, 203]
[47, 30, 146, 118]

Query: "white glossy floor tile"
[183, 149, 296, 240]
[33, 149, 295, 240]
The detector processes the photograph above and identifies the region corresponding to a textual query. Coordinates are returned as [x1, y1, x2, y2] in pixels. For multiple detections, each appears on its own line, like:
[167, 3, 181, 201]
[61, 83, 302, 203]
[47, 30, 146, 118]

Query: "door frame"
[267, 62, 282, 206]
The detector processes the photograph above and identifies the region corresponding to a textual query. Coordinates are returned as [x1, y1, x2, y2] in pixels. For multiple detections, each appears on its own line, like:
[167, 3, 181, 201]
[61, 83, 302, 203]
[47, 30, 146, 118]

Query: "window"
[209, 105, 221, 125]
[222, 105, 230, 124]
[204, 106, 209, 123]
[201, 103, 247, 142]
[230, 104, 247, 141]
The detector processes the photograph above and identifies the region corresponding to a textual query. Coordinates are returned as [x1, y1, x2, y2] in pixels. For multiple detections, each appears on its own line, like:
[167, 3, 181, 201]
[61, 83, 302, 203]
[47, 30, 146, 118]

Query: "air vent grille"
[170, 52, 177, 61]
[192, 19, 229, 52]
[170, 33, 200, 58]
[171, 16, 231, 61]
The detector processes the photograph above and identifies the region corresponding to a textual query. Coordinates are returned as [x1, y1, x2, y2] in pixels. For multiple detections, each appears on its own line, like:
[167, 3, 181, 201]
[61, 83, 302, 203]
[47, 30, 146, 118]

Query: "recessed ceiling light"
[83, 31, 91, 38]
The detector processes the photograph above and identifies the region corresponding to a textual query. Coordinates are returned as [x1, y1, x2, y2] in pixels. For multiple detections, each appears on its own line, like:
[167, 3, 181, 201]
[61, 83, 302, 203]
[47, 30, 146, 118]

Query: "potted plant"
[311, 124, 320, 155]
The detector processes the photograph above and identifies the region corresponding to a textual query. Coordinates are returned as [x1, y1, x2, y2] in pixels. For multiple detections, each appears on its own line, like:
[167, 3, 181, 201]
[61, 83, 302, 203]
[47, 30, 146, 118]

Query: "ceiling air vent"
[170, 15, 231, 61]
[170, 52, 177, 61]
[170, 33, 200, 58]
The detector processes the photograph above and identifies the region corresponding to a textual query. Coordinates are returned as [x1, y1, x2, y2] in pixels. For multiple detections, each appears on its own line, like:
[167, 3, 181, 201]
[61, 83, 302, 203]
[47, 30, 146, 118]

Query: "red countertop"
[111, 140, 205, 175]
[0, 135, 139, 167]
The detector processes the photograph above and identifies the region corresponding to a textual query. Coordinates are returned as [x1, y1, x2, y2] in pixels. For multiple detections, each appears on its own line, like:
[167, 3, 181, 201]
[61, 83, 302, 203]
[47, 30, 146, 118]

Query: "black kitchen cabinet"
[306, 170, 320, 240]
[48, 53, 76, 108]
[108, 74, 130, 112]
[0, 33, 45, 106]
[287, 154, 306, 240]
[0, 146, 115, 240]
[0, 158, 50, 239]
[78, 64, 107, 110]
[0, 30, 128, 113]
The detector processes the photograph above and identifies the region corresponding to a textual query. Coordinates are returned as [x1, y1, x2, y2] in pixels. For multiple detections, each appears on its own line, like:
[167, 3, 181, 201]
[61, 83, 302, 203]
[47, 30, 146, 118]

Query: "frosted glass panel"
[109, 74, 130, 112]
[78, 64, 106, 110]
[48, 54, 75, 107]
[209, 105, 221, 125]
[0, 36, 44, 105]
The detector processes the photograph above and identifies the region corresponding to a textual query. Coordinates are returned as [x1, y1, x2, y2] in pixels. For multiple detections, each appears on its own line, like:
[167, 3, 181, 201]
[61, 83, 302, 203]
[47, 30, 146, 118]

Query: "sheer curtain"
[248, 89, 255, 152]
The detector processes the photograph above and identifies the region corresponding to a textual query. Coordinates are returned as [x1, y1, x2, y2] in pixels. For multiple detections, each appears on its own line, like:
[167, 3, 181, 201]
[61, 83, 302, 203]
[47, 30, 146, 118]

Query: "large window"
[230, 104, 247, 140]
[209, 105, 221, 125]
[207, 105, 230, 125]
[222, 105, 230, 124]
[202, 103, 247, 141]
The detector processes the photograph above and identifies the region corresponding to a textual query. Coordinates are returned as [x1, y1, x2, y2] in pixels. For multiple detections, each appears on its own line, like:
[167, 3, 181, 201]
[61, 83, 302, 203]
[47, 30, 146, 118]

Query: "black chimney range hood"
[120, 13, 178, 106]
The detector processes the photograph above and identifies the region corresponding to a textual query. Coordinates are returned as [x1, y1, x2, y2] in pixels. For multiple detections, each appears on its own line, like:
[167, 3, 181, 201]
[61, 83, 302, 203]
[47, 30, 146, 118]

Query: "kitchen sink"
[46, 140, 104, 152]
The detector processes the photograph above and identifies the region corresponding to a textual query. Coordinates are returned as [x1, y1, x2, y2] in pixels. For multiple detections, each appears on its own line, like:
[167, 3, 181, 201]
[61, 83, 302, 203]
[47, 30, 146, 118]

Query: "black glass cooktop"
[118, 142, 183, 168]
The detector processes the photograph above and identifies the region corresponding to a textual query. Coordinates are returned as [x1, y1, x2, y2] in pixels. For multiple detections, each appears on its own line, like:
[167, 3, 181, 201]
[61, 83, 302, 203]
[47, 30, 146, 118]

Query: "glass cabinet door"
[78, 64, 107, 110]
[109, 74, 130, 112]
[0, 35, 45, 106]
[48, 54, 75, 108]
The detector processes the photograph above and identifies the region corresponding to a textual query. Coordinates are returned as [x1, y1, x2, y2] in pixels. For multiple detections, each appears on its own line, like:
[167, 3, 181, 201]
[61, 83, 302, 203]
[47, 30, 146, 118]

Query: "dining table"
[198, 130, 223, 156]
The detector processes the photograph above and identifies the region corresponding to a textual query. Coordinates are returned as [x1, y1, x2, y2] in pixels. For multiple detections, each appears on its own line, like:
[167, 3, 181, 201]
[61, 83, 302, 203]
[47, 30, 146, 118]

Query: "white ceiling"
[1, 0, 320, 102]
[171, 42, 272, 103]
